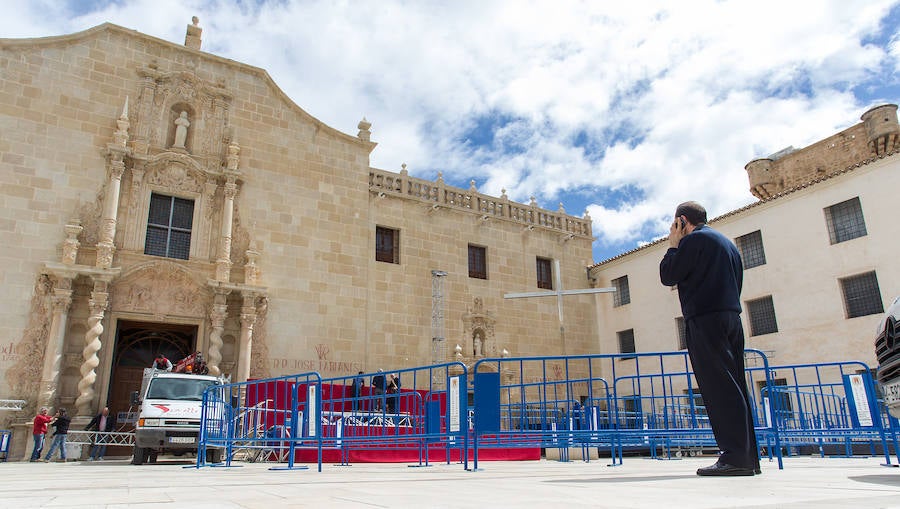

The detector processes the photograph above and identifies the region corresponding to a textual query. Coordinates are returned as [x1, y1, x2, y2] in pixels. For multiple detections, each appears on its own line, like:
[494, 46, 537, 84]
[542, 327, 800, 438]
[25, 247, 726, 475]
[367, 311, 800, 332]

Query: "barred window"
[746, 296, 778, 336]
[840, 271, 883, 318]
[617, 329, 636, 359]
[676, 317, 686, 350]
[824, 197, 867, 244]
[375, 226, 399, 264]
[145, 193, 193, 260]
[735, 230, 766, 269]
[612, 275, 631, 307]
[536, 257, 553, 290]
[468, 244, 487, 279]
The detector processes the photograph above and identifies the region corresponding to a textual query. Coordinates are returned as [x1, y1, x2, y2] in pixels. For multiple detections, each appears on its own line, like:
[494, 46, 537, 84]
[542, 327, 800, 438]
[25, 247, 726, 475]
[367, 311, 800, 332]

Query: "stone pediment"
[111, 260, 209, 319]
[143, 152, 210, 194]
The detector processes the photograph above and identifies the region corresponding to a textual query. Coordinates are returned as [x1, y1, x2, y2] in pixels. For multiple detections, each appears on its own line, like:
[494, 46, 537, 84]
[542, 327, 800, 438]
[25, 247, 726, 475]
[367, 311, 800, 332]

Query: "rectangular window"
[375, 226, 399, 264]
[676, 317, 686, 350]
[840, 271, 883, 318]
[735, 230, 766, 269]
[468, 244, 487, 279]
[536, 257, 553, 290]
[746, 296, 778, 336]
[612, 275, 631, 307]
[824, 197, 867, 244]
[145, 193, 194, 260]
[617, 329, 636, 359]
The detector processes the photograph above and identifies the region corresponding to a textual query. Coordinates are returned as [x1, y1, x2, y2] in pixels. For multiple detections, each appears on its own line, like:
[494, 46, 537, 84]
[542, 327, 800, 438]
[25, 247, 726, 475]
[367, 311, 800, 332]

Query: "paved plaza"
[1, 455, 900, 508]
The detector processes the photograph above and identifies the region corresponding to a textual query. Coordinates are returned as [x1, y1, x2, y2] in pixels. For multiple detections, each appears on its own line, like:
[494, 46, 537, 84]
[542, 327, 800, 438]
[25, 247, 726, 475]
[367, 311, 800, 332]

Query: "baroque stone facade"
[0, 19, 596, 443]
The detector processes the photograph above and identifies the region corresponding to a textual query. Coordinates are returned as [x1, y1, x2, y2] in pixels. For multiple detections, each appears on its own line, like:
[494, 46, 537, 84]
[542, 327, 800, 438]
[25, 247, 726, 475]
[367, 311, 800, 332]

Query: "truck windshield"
[146, 378, 219, 401]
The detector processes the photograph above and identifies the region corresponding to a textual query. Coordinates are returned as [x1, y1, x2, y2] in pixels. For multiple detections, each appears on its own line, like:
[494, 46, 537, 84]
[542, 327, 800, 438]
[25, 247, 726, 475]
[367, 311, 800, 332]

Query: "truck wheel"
[149, 451, 159, 463]
[207, 448, 224, 464]
[132, 446, 147, 465]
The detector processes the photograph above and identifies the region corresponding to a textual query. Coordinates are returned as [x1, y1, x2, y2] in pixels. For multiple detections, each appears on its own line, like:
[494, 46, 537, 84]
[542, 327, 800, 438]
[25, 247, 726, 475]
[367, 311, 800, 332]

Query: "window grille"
[840, 271, 883, 318]
[612, 275, 631, 306]
[824, 197, 867, 244]
[145, 193, 193, 260]
[468, 245, 487, 279]
[735, 230, 766, 269]
[746, 296, 778, 336]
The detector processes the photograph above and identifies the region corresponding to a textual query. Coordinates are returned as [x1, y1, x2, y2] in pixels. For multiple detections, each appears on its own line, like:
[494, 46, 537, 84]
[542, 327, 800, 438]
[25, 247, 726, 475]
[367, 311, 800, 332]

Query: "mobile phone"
[677, 217, 685, 229]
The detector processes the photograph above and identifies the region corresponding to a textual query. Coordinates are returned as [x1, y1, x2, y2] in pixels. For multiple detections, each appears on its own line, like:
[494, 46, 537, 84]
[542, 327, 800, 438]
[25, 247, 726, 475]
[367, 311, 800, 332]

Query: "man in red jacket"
[29, 407, 52, 462]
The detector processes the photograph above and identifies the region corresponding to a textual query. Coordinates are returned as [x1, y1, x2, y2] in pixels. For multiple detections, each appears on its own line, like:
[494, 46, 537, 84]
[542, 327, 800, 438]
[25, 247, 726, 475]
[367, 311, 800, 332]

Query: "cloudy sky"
[3, 1, 899, 262]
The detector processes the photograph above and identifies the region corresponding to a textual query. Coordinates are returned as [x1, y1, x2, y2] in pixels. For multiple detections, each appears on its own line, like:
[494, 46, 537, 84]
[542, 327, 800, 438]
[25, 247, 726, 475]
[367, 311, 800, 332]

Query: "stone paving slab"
[1, 456, 900, 508]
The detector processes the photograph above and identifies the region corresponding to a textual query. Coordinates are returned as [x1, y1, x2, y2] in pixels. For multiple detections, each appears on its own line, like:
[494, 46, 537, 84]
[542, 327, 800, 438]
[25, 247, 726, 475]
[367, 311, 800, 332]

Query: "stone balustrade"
[369, 168, 592, 238]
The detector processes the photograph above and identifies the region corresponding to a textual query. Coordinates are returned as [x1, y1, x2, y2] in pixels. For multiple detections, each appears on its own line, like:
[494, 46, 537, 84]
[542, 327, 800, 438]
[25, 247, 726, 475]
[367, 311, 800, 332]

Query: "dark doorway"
[107, 320, 197, 427]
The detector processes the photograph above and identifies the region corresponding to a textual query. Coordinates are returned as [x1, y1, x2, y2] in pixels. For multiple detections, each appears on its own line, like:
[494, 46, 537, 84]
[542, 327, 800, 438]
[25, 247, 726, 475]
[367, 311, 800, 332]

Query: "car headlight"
[139, 418, 161, 427]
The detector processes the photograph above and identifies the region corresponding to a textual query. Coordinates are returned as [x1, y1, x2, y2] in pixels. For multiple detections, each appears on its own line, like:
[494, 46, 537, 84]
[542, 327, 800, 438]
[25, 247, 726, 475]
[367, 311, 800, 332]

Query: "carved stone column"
[76, 281, 109, 416]
[37, 276, 74, 410]
[97, 102, 129, 269]
[236, 291, 257, 383]
[215, 140, 241, 282]
[207, 288, 231, 376]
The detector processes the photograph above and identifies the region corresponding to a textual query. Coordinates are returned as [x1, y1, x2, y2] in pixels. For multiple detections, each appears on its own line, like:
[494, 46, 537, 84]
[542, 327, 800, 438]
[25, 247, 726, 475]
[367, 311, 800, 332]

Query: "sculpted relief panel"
[112, 262, 209, 319]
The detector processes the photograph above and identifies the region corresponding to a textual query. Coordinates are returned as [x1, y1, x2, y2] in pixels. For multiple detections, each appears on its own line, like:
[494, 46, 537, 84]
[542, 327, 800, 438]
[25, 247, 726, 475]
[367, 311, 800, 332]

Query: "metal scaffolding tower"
[431, 270, 448, 383]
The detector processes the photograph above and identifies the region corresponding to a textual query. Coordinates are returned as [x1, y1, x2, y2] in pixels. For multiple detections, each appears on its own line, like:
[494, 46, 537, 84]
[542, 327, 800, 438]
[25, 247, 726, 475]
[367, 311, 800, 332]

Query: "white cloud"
[3, 0, 898, 261]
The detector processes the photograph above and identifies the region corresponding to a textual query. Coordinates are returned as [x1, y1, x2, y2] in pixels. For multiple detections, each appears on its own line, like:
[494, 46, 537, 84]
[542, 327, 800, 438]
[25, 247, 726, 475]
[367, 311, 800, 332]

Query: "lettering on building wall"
[269, 358, 362, 374]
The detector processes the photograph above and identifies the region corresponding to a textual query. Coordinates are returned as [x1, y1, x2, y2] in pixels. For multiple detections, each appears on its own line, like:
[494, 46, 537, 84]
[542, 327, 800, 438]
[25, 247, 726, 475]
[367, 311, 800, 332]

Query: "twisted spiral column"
[75, 291, 107, 416]
[207, 290, 229, 376]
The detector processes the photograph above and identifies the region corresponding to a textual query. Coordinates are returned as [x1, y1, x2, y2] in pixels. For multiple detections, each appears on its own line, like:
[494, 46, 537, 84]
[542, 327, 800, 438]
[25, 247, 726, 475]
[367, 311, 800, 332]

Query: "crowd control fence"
[470, 349, 779, 470]
[196, 351, 900, 473]
[749, 360, 896, 464]
[197, 362, 471, 470]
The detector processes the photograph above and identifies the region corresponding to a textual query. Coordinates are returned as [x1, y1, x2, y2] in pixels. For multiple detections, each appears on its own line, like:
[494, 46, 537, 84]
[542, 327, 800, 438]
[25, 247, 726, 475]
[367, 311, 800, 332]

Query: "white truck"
[131, 368, 225, 465]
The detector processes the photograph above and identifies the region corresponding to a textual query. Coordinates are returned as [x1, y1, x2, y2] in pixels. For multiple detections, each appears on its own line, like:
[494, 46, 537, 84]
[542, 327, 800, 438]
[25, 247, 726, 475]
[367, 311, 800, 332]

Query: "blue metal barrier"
[197, 363, 470, 470]
[192, 352, 900, 474]
[750, 361, 897, 465]
[471, 349, 781, 470]
[197, 371, 324, 471]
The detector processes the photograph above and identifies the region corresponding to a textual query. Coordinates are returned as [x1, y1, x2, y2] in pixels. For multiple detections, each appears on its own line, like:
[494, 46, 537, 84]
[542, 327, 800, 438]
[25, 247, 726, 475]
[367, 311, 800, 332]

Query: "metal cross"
[504, 259, 615, 336]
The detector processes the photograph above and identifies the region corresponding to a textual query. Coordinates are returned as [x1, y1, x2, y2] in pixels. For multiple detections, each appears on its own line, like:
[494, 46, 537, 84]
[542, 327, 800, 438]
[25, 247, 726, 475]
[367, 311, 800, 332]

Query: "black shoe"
[754, 467, 761, 475]
[696, 461, 756, 477]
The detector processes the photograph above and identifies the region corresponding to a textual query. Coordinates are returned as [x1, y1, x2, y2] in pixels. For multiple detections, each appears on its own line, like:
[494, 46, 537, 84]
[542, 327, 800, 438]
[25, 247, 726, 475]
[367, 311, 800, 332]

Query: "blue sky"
[4, 0, 899, 262]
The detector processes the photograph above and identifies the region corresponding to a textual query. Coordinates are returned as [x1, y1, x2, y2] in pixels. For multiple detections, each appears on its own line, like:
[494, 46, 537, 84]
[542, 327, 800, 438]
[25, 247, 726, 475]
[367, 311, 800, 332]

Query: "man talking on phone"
[659, 201, 760, 476]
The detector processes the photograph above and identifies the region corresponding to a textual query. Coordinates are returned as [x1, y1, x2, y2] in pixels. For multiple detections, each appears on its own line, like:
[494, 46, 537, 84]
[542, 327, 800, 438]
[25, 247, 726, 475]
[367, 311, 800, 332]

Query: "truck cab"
[131, 368, 225, 464]
[875, 296, 900, 418]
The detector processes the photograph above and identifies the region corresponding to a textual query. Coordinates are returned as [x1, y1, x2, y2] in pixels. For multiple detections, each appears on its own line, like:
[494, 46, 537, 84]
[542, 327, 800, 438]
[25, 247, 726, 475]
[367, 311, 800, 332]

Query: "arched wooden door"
[106, 320, 197, 428]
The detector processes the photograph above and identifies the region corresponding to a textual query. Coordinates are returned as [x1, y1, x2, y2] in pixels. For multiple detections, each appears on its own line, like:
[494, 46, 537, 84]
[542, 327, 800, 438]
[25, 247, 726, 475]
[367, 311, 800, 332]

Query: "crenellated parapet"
[746, 103, 900, 200]
[369, 165, 592, 238]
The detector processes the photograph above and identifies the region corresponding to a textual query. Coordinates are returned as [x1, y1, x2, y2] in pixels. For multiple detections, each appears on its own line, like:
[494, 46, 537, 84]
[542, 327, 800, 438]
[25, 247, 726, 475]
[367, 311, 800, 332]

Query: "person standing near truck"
[43, 408, 71, 462]
[29, 407, 53, 462]
[85, 407, 116, 461]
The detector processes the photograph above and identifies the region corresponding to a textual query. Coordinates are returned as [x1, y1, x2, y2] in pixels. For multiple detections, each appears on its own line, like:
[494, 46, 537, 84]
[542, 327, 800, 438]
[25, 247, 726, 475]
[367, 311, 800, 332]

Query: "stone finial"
[501, 188, 508, 200]
[469, 180, 477, 192]
[62, 219, 83, 266]
[454, 344, 463, 360]
[400, 163, 408, 176]
[558, 202, 566, 213]
[185, 16, 202, 50]
[245, 248, 260, 285]
[530, 196, 537, 207]
[501, 348, 509, 358]
[113, 96, 130, 148]
[357, 117, 372, 142]
[436, 172, 444, 184]
[583, 210, 591, 222]
[227, 139, 241, 171]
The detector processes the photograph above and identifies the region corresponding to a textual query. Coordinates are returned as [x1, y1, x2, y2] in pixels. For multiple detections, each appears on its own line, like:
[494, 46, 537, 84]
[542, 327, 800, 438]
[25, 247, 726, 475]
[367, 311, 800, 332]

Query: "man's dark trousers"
[686, 311, 759, 470]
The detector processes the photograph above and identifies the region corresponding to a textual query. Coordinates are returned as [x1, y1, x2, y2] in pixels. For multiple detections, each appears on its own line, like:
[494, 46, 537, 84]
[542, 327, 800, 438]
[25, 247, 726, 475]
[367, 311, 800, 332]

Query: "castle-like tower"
[745, 104, 899, 200]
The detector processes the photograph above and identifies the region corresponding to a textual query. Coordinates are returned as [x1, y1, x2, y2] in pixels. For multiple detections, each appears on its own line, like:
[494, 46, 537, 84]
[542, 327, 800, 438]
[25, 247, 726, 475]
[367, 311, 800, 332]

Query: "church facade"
[0, 20, 597, 441]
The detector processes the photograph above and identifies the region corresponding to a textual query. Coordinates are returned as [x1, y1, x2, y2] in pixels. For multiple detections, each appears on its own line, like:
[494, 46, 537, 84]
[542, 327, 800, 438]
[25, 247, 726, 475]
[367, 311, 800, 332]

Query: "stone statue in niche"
[474, 334, 483, 357]
[173, 111, 191, 149]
